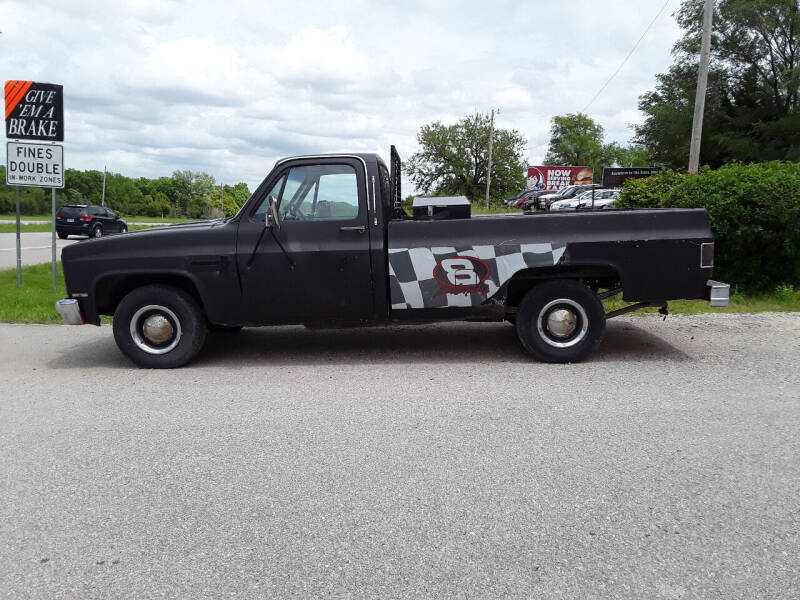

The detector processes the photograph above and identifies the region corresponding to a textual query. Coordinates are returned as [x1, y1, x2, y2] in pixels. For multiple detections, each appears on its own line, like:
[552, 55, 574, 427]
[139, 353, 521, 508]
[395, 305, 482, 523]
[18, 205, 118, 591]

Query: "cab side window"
[253, 164, 359, 222]
[279, 164, 359, 221]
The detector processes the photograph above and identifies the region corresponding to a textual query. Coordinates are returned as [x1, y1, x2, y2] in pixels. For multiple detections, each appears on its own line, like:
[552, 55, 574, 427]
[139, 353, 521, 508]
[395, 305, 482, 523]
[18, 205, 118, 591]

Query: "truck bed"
[387, 208, 713, 310]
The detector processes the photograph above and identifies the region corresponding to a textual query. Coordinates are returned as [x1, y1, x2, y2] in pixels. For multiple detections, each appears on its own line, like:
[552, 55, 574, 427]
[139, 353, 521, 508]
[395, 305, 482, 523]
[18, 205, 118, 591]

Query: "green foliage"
[635, 0, 800, 168]
[0, 262, 66, 323]
[616, 162, 800, 291]
[0, 165, 251, 219]
[545, 114, 650, 180]
[406, 112, 527, 205]
[544, 113, 605, 167]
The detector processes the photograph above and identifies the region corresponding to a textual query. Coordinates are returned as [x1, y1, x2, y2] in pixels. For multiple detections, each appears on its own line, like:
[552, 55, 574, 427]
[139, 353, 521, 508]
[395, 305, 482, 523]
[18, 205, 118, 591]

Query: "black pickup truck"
[56, 148, 729, 368]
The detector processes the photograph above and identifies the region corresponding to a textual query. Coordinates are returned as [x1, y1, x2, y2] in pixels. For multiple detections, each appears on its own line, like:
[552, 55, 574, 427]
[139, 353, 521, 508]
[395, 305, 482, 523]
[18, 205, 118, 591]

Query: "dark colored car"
[503, 189, 537, 206]
[56, 204, 128, 239]
[517, 190, 551, 210]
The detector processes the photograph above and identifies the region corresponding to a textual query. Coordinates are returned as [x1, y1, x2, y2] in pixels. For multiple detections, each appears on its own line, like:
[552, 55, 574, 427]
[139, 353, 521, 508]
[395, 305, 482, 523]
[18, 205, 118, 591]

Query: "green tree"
[635, 0, 800, 168]
[171, 170, 216, 218]
[604, 143, 653, 167]
[406, 112, 527, 205]
[544, 113, 640, 179]
[544, 113, 605, 167]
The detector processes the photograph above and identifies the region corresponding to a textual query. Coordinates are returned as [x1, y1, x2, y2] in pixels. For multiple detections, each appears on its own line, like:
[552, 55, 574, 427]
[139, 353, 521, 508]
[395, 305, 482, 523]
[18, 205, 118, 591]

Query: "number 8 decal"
[439, 258, 479, 286]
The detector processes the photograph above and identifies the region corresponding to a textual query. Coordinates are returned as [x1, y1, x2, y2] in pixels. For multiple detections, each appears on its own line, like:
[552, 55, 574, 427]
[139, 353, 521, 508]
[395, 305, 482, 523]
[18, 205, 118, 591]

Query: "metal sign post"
[51, 188, 57, 291]
[15, 186, 21, 287]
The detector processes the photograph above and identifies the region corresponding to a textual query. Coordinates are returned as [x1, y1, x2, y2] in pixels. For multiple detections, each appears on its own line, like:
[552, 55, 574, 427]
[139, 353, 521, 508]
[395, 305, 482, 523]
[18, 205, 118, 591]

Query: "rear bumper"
[706, 280, 730, 307]
[56, 223, 92, 234]
[55, 299, 85, 325]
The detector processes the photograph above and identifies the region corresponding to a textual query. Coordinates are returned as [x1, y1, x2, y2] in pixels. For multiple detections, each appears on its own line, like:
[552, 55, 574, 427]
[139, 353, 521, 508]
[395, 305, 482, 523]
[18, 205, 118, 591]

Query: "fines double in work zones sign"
[5, 80, 64, 142]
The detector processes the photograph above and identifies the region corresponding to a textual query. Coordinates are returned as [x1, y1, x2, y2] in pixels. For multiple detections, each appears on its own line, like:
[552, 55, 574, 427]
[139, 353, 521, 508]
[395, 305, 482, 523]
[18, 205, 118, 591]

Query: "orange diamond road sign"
[5, 80, 64, 142]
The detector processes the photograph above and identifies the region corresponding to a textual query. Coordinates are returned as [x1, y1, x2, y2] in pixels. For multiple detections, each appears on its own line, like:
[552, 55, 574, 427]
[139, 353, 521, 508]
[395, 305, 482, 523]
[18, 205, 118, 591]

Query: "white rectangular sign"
[6, 141, 64, 188]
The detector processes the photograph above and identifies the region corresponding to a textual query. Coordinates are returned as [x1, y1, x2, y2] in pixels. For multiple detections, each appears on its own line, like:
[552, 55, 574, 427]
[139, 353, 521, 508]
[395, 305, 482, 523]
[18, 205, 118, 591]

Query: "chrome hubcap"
[547, 309, 577, 337]
[537, 298, 589, 348]
[130, 305, 182, 355]
[142, 314, 174, 344]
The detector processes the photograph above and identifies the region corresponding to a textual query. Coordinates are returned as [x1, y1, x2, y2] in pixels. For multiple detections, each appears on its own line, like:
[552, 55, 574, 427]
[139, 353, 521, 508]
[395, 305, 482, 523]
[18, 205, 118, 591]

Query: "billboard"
[602, 167, 661, 189]
[5, 80, 64, 142]
[527, 166, 593, 191]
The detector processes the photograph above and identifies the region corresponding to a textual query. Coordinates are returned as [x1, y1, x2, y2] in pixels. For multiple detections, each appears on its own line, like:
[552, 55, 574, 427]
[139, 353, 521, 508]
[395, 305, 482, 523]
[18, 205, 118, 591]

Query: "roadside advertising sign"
[5, 80, 64, 142]
[4, 80, 66, 291]
[602, 167, 662, 189]
[527, 166, 594, 191]
[6, 142, 64, 188]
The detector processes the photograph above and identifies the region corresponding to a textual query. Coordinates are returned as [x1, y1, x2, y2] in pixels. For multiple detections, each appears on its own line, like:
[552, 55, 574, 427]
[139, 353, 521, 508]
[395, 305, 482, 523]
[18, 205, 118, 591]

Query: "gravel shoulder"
[1, 314, 799, 599]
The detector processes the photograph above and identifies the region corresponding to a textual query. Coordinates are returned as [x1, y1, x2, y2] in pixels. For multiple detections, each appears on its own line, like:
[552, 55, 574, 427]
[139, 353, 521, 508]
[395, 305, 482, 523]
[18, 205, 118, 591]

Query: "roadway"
[0, 232, 78, 270]
[1, 314, 798, 598]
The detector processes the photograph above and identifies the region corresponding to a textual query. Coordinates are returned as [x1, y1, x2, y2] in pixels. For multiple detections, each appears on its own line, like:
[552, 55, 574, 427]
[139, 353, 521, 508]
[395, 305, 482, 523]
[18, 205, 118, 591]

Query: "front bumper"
[707, 280, 730, 307]
[55, 299, 85, 325]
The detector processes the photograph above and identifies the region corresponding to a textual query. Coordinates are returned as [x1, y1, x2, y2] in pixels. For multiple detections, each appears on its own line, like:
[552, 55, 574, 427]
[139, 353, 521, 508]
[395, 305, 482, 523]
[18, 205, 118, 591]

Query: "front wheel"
[113, 284, 207, 368]
[515, 279, 606, 363]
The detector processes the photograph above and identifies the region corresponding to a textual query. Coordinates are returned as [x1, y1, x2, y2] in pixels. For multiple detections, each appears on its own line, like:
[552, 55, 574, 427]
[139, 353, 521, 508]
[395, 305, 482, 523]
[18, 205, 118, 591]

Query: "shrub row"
[616, 162, 800, 292]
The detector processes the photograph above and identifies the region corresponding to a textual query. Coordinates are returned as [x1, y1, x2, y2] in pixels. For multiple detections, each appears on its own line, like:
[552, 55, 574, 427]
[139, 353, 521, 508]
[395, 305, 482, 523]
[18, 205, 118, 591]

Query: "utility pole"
[101, 165, 107, 206]
[220, 183, 224, 216]
[688, 0, 714, 173]
[485, 108, 498, 209]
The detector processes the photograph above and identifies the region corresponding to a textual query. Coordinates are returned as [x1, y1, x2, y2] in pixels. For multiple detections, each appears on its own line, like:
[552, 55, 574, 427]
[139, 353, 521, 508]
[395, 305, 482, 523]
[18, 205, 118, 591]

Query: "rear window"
[59, 206, 84, 217]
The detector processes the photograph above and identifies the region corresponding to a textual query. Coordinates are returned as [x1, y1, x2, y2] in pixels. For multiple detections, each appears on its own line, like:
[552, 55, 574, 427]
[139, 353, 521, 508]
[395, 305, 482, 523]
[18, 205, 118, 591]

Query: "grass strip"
[0, 263, 67, 323]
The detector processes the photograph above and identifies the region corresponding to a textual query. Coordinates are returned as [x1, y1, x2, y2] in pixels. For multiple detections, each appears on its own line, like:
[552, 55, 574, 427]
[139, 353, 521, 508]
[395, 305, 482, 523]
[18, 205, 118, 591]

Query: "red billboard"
[527, 166, 593, 191]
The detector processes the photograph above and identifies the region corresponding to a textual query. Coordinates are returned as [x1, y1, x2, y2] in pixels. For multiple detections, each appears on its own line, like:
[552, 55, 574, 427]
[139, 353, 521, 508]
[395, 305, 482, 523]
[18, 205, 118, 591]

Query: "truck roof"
[275, 153, 384, 168]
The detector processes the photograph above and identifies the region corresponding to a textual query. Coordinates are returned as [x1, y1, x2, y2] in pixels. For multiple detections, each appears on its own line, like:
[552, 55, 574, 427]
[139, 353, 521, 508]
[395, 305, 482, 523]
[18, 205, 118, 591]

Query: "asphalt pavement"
[1, 314, 798, 599]
[0, 232, 78, 270]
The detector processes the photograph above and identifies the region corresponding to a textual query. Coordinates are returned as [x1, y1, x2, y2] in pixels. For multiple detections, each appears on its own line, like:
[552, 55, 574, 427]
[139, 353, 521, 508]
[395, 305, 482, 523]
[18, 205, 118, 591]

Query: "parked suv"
[56, 204, 128, 239]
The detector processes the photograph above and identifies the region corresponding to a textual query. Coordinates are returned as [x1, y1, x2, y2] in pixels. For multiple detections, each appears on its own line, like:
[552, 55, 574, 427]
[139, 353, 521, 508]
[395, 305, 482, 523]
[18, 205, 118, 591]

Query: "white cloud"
[0, 0, 682, 188]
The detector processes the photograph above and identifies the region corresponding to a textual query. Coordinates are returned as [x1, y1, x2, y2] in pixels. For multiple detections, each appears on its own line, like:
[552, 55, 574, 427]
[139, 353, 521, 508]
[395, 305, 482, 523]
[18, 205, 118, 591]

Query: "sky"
[1, 0, 682, 190]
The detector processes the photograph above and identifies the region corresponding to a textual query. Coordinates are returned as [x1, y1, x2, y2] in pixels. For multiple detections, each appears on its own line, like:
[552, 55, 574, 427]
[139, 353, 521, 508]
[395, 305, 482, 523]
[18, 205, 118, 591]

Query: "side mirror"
[266, 195, 281, 231]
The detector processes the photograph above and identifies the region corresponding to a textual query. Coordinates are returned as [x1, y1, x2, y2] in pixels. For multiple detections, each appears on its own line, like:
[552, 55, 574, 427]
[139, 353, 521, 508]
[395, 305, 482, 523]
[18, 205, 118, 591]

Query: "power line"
[582, 0, 672, 114]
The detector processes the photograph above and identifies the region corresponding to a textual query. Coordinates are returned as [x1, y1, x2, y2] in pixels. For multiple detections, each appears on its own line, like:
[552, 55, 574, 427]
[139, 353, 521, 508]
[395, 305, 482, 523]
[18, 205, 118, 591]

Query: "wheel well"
[505, 266, 622, 308]
[94, 274, 204, 316]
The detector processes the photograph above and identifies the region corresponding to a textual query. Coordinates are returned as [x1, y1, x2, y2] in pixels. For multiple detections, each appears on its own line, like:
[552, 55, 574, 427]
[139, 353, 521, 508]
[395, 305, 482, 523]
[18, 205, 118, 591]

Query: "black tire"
[57, 232, 68, 239]
[92, 224, 103, 238]
[120, 225, 128, 234]
[515, 279, 605, 363]
[113, 284, 207, 368]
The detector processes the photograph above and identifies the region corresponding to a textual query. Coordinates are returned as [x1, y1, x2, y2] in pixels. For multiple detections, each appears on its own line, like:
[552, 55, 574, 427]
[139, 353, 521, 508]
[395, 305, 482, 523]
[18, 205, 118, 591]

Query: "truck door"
[235, 157, 374, 324]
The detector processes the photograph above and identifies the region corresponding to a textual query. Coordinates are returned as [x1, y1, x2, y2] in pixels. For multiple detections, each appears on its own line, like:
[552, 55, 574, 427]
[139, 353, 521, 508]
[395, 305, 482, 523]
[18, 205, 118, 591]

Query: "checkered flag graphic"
[388, 243, 567, 309]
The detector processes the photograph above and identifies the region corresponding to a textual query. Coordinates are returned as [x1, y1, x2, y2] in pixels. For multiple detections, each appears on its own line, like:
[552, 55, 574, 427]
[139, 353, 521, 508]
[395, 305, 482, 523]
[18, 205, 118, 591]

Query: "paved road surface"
[0, 232, 78, 270]
[0, 220, 172, 225]
[1, 315, 798, 599]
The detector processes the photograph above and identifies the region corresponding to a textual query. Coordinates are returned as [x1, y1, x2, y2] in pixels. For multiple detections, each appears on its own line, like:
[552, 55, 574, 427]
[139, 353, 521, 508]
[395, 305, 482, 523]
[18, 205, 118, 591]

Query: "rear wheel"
[92, 224, 103, 238]
[57, 232, 68, 239]
[515, 279, 605, 363]
[113, 285, 207, 368]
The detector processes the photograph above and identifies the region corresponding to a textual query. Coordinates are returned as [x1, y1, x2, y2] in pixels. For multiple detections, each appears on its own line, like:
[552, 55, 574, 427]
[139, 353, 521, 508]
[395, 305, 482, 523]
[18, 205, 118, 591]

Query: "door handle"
[339, 226, 366, 233]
